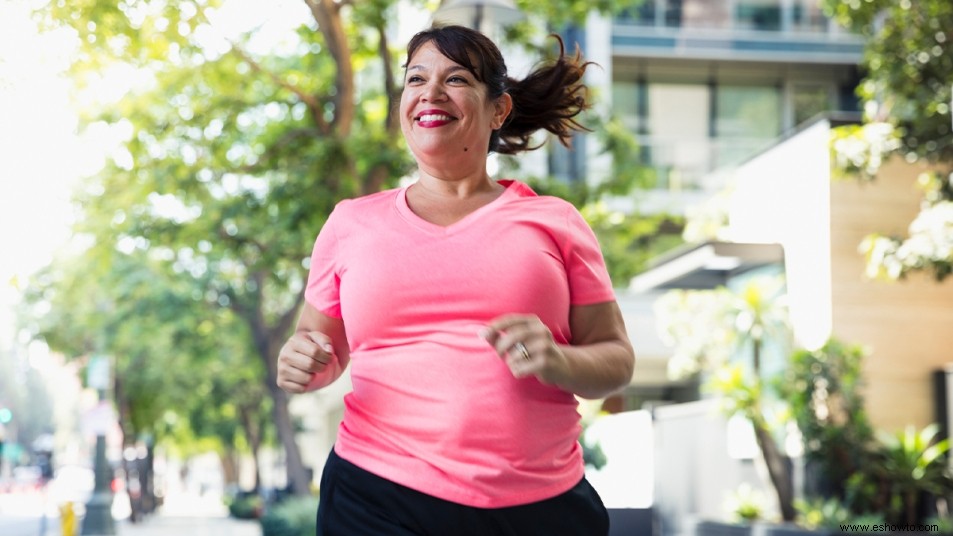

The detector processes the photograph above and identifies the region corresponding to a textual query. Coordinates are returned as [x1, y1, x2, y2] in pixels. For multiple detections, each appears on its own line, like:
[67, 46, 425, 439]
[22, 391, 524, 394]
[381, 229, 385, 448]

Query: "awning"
[629, 241, 784, 293]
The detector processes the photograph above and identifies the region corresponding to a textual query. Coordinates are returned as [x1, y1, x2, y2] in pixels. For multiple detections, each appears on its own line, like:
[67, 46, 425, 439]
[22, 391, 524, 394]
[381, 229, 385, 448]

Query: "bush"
[227, 492, 264, 520]
[259, 495, 320, 536]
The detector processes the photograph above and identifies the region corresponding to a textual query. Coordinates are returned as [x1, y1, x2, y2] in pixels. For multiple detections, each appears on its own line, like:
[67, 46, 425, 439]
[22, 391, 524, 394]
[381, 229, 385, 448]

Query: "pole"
[80, 356, 116, 536]
[80, 432, 115, 534]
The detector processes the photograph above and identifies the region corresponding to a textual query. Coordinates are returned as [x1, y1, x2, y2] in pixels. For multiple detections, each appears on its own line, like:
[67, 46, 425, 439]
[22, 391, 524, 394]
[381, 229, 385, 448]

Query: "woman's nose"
[420, 81, 446, 102]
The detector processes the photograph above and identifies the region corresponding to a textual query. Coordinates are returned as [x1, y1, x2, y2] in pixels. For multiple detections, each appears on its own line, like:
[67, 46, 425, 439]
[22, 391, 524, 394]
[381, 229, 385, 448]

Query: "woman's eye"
[448, 76, 467, 84]
[407, 75, 423, 83]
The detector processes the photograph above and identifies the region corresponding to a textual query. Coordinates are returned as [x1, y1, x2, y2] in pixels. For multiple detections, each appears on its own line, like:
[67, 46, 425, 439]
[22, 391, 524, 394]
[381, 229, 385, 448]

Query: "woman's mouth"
[415, 111, 455, 127]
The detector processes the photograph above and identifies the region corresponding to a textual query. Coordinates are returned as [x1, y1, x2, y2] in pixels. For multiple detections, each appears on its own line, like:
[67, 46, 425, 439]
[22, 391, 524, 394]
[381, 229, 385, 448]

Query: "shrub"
[227, 492, 264, 520]
[259, 495, 320, 536]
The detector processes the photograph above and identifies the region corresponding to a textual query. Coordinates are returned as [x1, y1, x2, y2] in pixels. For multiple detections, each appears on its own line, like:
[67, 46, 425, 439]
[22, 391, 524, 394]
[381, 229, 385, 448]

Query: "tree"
[823, 0, 953, 281]
[656, 277, 797, 522]
[32, 0, 653, 495]
[21, 246, 273, 490]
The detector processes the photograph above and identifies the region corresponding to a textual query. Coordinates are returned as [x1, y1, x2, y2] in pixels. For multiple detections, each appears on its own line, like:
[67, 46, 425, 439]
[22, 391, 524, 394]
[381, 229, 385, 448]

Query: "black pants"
[317, 447, 609, 536]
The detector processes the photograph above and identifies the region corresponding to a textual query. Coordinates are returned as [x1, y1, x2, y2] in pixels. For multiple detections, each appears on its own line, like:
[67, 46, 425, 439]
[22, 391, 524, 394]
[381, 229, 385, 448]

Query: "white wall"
[724, 120, 833, 350]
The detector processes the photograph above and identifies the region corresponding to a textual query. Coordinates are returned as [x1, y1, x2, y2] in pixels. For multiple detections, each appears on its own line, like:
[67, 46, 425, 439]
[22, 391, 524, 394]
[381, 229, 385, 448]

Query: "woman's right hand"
[276, 331, 337, 394]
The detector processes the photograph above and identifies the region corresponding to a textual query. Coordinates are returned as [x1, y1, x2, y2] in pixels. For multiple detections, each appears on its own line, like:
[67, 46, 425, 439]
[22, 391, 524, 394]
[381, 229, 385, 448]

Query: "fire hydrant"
[59, 502, 76, 536]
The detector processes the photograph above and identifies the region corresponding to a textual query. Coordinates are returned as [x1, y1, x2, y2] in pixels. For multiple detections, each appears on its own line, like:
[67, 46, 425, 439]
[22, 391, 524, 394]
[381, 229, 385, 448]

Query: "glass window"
[675, 0, 732, 29]
[647, 83, 711, 188]
[716, 85, 781, 138]
[715, 85, 781, 165]
[792, 84, 831, 127]
[735, 0, 782, 31]
[618, 0, 657, 26]
[791, 0, 827, 32]
[664, 0, 683, 27]
[612, 82, 642, 132]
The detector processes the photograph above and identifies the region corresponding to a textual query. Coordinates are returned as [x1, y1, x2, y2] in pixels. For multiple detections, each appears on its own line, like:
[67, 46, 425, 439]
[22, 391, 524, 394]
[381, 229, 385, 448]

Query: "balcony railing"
[633, 135, 776, 191]
[612, 0, 865, 64]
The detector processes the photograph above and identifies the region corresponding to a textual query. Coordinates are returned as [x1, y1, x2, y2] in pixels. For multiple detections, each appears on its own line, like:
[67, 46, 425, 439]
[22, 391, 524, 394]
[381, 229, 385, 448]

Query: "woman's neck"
[413, 168, 502, 200]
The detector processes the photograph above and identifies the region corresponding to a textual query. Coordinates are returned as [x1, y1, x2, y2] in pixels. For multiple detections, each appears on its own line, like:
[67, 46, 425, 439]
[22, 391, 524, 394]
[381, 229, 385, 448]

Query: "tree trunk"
[749, 338, 795, 521]
[237, 280, 310, 496]
[239, 404, 264, 491]
[752, 418, 796, 522]
[220, 449, 240, 489]
[268, 383, 309, 494]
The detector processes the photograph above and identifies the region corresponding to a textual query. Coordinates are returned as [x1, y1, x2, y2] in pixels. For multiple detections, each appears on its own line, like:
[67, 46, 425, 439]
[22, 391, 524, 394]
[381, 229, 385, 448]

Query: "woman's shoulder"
[503, 180, 579, 213]
[331, 187, 401, 218]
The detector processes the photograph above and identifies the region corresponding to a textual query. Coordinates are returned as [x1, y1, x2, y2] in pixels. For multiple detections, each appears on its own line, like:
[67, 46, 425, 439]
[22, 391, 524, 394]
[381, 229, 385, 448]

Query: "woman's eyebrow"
[406, 64, 470, 74]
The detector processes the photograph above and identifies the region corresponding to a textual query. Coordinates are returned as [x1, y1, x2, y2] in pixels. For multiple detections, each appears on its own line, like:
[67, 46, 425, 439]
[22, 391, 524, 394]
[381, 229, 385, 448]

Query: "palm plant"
[876, 424, 953, 525]
[657, 275, 796, 521]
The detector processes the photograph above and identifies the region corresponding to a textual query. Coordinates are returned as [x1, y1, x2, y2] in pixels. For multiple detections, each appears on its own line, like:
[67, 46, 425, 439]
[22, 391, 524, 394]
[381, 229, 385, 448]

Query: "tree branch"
[376, 20, 398, 134]
[229, 42, 330, 135]
[238, 127, 324, 173]
[272, 287, 306, 343]
[304, 0, 355, 136]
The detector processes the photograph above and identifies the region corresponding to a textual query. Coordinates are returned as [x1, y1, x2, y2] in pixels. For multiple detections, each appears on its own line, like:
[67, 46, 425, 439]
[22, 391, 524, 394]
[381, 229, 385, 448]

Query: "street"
[0, 487, 262, 536]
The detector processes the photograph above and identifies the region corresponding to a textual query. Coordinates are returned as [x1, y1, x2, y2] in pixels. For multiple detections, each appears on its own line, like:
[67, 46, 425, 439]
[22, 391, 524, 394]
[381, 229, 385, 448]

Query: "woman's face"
[400, 41, 509, 167]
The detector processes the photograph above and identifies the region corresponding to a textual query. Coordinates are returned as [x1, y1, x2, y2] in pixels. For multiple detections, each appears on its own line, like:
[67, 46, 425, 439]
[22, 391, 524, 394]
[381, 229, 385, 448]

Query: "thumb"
[307, 331, 335, 354]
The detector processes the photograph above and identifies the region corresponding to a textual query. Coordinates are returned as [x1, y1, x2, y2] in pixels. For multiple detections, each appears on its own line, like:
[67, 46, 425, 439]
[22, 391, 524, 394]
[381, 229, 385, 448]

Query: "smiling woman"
[276, 24, 636, 536]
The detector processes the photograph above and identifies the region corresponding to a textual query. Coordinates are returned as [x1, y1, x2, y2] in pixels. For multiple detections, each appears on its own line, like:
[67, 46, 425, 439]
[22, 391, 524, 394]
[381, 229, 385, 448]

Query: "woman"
[276, 24, 635, 536]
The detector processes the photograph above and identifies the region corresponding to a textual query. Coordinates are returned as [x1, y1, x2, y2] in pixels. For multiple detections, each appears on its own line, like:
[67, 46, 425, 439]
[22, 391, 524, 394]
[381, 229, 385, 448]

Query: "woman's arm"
[555, 300, 635, 399]
[482, 300, 635, 399]
[276, 303, 351, 394]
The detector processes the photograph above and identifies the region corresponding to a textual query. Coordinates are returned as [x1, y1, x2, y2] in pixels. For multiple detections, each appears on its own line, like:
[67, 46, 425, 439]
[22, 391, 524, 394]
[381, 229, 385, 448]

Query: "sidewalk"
[114, 490, 261, 536]
[1, 487, 262, 536]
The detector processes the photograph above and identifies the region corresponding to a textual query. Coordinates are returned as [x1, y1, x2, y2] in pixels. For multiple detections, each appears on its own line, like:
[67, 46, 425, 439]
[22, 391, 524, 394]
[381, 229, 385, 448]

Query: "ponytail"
[494, 35, 594, 155]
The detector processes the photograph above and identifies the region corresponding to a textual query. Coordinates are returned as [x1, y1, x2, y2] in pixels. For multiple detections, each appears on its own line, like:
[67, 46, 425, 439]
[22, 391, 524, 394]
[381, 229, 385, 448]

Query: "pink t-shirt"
[305, 179, 615, 508]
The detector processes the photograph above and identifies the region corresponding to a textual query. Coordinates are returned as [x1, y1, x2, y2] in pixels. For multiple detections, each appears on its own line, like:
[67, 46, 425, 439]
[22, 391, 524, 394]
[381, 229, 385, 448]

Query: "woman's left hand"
[480, 314, 569, 385]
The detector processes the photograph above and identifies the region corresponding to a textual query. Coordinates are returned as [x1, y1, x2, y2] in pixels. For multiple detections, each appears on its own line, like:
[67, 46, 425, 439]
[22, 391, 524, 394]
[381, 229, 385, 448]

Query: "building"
[551, 0, 862, 410]
[584, 0, 864, 214]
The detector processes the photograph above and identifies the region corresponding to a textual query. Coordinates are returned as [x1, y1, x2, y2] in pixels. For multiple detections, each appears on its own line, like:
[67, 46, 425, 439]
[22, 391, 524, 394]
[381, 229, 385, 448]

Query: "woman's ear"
[492, 93, 513, 130]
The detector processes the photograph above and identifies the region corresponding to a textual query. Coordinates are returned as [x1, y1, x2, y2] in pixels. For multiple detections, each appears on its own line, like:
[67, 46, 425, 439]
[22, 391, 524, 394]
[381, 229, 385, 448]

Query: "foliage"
[259, 495, 320, 536]
[822, 0, 953, 282]
[873, 424, 953, 525]
[726, 483, 767, 523]
[581, 437, 607, 470]
[659, 277, 953, 526]
[782, 341, 953, 526]
[859, 171, 953, 281]
[779, 339, 878, 511]
[828, 123, 901, 183]
[926, 514, 953, 534]
[227, 492, 264, 520]
[795, 497, 851, 531]
[581, 203, 684, 285]
[656, 276, 796, 521]
[656, 277, 789, 381]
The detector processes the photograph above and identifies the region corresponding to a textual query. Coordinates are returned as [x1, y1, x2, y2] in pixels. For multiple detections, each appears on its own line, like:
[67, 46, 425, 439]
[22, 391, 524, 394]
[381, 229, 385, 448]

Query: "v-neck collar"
[395, 179, 522, 236]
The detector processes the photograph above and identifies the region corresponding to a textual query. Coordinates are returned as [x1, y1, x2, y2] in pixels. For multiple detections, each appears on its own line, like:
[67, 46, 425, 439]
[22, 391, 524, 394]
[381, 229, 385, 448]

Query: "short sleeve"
[563, 205, 616, 305]
[305, 205, 344, 318]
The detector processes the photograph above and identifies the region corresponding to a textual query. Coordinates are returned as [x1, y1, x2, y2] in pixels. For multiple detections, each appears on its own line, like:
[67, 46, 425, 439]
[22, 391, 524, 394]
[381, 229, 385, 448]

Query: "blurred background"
[1, 0, 951, 535]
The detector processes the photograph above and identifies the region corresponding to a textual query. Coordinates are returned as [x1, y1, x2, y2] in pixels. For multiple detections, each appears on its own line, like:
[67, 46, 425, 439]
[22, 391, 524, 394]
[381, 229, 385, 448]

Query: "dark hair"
[404, 25, 594, 155]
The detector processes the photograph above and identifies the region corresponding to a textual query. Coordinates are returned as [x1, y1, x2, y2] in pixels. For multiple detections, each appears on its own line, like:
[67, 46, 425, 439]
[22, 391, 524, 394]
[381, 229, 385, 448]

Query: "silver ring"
[514, 342, 531, 361]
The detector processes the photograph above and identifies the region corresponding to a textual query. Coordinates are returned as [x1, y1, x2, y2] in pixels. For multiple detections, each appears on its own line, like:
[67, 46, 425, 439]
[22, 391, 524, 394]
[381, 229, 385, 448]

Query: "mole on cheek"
[463, 147, 469, 152]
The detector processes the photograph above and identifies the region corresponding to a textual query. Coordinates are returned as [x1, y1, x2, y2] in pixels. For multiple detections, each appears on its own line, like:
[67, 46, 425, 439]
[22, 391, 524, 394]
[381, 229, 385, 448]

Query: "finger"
[286, 332, 333, 369]
[494, 327, 535, 357]
[504, 347, 538, 379]
[483, 314, 534, 337]
[281, 336, 333, 375]
[278, 369, 313, 393]
[306, 331, 335, 355]
[480, 315, 537, 353]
